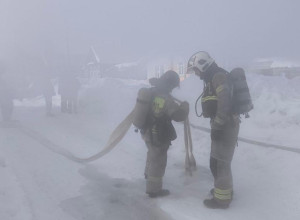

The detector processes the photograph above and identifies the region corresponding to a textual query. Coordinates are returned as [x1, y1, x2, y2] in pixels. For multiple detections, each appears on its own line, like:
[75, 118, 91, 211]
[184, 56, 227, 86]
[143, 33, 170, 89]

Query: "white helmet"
[187, 51, 214, 73]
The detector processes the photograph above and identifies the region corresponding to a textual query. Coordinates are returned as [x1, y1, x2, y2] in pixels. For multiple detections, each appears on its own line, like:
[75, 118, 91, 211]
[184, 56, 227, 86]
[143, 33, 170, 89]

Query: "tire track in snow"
[9, 168, 38, 220]
[0, 128, 39, 220]
[16, 124, 84, 163]
[9, 124, 174, 220]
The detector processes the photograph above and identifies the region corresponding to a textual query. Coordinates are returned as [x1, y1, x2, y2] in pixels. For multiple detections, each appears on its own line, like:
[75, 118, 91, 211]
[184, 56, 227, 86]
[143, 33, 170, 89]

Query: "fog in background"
[1, 0, 300, 74]
[1, 2, 300, 219]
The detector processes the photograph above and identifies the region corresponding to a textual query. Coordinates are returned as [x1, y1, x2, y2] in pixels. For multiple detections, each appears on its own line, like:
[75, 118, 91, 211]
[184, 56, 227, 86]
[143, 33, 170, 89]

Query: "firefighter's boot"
[147, 189, 170, 198]
[203, 198, 229, 209]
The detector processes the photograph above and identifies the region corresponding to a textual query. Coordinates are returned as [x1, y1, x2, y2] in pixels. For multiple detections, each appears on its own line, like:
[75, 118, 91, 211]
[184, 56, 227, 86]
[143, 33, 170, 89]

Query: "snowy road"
[1, 77, 300, 220]
[0, 125, 85, 220]
[1, 106, 176, 220]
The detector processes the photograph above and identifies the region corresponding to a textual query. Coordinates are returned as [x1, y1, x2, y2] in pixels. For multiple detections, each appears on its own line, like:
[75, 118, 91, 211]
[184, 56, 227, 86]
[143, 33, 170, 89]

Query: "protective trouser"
[61, 96, 67, 113]
[144, 141, 169, 194]
[210, 119, 239, 205]
[45, 96, 52, 115]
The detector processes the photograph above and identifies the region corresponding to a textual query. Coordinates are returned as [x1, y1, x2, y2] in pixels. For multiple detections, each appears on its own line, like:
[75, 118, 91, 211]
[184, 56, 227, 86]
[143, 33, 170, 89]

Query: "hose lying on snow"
[75, 110, 135, 163]
[16, 108, 300, 165]
[15, 110, 135, 163]
[189, 123, 300, 154]
[76, 108, 196, 168]
[16, 106, 196, 168]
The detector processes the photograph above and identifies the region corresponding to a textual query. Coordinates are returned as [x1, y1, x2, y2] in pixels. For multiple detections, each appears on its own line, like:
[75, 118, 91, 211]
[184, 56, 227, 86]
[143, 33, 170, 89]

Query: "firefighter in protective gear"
[0, 65, 15, 122]
[188, 51, 240, 209]
[139, 70, 189, 198]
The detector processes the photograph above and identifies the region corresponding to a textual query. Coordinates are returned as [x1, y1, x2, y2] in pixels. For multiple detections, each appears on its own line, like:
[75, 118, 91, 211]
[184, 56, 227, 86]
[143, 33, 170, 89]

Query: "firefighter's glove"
[210, 118, 225, 130]
[211, 129, 223, 141]
[172, 101, 189, 122]
[180, 101, 190, 115]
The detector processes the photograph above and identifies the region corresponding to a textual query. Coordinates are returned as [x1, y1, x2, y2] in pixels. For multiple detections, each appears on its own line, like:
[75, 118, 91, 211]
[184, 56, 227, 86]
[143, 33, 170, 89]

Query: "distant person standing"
[39, 74, 55, 116]
[59, 73, 80, 114]
[0, 65, 15, 122]
[58, 74, 68, 113]
[68, 75, 80, 114]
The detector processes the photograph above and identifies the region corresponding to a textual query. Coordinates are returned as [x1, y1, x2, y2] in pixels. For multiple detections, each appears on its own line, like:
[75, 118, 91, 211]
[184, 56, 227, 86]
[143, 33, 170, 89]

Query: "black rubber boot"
[203, 198, 229, 209]
[147, 189, 170, 198]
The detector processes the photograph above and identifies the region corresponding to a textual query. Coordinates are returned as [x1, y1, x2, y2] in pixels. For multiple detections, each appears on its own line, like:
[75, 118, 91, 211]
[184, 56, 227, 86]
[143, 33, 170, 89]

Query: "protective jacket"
[142, 86, 189, 194]
[201, 63, 232, 129]
[142, 88, 188, 145]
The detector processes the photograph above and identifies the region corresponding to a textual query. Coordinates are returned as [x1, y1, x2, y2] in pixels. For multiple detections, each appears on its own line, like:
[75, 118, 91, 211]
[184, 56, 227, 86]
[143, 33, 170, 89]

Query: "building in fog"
[83, 46, 147, 80]
[83, 46, 102, 78]
[250, 58, 300, 78]
[147, 58, 191, 81]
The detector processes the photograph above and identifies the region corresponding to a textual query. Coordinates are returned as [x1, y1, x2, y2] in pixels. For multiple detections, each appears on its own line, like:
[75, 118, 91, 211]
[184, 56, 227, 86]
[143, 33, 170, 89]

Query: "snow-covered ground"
[1, 73, 300, 220]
